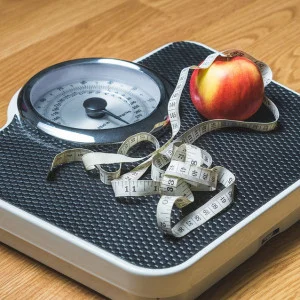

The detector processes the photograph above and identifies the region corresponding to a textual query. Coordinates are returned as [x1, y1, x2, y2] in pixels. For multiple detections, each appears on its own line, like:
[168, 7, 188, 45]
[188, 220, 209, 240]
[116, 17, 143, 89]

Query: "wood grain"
[0, 0, 299, 299]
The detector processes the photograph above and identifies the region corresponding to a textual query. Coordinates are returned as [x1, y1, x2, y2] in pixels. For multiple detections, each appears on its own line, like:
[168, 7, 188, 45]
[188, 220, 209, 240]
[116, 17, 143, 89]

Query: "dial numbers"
[34, 80, 160, 130]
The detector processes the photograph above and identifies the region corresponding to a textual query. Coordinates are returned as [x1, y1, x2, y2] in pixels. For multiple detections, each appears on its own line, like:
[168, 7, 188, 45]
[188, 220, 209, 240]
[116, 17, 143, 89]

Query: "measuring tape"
[48, 49, 279, 237]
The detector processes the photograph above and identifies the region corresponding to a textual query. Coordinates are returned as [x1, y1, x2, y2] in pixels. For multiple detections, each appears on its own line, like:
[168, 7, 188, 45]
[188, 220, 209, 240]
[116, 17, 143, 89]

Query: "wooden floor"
[0, 0, 299, 299]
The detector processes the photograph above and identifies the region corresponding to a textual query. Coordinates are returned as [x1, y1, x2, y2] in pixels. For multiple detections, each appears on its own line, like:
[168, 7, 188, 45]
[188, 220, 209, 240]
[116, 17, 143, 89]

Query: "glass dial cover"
[18, 58, 171, 144]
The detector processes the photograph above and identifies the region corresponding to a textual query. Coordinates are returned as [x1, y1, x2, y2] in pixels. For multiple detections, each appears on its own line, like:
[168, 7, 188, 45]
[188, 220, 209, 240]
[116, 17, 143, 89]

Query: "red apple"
[189, 56, 264, 120]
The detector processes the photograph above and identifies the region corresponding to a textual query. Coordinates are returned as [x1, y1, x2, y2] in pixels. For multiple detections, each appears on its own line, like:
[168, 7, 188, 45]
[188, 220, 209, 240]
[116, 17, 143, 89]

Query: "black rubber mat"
[1, 42, 299, 269]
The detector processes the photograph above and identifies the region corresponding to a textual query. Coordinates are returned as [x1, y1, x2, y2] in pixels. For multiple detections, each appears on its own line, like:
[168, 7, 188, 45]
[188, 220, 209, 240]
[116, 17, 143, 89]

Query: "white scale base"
[1, 42, 299, 300]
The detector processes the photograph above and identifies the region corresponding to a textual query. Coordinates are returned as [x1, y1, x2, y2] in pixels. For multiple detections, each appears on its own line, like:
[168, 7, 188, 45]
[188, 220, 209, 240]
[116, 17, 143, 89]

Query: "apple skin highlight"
[189, 56, 264, 121]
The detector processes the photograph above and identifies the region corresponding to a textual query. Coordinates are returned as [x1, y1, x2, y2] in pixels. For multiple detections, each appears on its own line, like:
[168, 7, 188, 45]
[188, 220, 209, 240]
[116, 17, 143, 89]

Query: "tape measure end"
[46, 170, 56, 181]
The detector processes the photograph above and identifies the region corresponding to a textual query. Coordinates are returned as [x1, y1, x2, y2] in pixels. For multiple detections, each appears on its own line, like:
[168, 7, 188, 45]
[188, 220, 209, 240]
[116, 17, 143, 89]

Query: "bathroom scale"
[0, 41, 299, 299]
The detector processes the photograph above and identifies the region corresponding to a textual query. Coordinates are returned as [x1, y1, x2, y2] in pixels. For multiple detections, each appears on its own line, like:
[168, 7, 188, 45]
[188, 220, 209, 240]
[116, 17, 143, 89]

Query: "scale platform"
[0, 41, 299, 299]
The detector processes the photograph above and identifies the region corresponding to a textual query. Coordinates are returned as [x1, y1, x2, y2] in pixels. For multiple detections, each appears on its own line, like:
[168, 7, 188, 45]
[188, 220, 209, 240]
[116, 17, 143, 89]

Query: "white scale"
[0, 42, 299, 299]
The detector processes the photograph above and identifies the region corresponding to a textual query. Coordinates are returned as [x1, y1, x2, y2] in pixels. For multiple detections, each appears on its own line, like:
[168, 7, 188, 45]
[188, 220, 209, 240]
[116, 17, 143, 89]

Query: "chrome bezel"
[18, 58, 172, 144]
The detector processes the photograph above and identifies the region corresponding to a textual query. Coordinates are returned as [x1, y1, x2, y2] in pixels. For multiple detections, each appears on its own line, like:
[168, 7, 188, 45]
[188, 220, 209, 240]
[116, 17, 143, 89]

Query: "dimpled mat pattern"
[0, 42, 299, 269]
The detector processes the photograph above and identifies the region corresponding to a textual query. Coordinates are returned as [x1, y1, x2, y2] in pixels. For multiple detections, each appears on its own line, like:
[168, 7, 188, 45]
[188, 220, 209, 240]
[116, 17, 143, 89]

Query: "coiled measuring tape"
[48, 49, 279, 237]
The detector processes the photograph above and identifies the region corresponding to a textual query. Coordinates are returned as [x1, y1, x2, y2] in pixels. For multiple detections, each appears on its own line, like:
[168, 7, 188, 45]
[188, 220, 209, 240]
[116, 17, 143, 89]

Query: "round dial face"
[18, 58, 171, 144]
[34, 80, 160, 130]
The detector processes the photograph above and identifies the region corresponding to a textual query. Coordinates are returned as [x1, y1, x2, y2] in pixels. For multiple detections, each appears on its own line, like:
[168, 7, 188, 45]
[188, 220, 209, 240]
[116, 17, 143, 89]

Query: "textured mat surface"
[1, 42, 299, 269]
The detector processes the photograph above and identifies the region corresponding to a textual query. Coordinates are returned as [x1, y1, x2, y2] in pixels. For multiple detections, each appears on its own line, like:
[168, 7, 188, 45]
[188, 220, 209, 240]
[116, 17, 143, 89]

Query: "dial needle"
[103, 110, 129, 124]
[83, 97, 129, 125]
